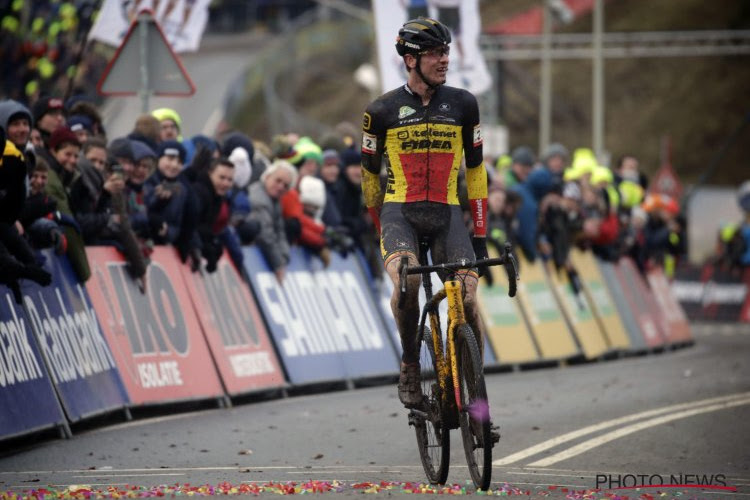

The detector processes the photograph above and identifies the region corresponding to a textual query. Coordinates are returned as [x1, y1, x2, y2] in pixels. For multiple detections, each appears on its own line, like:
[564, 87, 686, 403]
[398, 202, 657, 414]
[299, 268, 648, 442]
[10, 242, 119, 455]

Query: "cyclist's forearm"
[465, 162, 488, 237]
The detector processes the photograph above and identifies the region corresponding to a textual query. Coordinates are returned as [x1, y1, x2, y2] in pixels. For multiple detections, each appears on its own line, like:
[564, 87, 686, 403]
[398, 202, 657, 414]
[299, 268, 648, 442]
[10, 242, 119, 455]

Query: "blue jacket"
[509, 167, 555, 262]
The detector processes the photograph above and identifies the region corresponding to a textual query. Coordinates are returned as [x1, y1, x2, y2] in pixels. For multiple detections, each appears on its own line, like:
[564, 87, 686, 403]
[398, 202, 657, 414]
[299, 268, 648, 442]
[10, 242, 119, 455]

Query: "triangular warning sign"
[97, 9, 195, 96]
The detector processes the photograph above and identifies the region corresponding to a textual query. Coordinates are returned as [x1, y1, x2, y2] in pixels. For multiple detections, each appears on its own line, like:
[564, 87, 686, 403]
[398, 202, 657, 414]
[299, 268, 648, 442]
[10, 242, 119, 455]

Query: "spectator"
[226, 143, 261, 246]
[318, 149, 344, 227]
[70, 137, 148, 283]
[125, 140, 158, 243]
[0, 99, 35, 168]
[247, 160, 296, 283]
[152, 108, 183, 142]
[19, 158, 67, 254]
[108, 137, 136, 179]
[281, 137, 327, 254]
[43, 126, 90, 281]
[32, 96, 65, 147]
[143, 140, 194, 245]
[129, 114, 161, 152]
[67, 114, 94, 144]
[67, 98, 107, 139]
[0, 126, 52, 303]
[192, 158, 236, 273]
[503, 145, 535, 189]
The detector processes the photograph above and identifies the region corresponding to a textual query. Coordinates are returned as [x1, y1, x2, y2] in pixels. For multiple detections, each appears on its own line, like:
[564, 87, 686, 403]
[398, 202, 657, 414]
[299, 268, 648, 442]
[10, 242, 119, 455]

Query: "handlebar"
[397, 242, 519, 310]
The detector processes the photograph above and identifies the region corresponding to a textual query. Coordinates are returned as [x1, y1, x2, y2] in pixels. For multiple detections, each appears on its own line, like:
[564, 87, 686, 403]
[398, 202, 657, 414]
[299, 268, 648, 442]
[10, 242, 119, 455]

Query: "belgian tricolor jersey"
[361, 84, 488, 236]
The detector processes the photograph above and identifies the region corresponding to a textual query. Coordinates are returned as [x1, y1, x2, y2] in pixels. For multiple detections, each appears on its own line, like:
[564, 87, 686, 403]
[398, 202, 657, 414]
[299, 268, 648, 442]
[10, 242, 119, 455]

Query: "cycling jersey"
[361, 83, 487, 238]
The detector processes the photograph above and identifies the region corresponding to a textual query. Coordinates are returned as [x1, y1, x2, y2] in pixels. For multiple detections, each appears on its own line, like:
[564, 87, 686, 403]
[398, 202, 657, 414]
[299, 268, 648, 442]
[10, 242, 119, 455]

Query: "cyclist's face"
[418, 45, 449, 85]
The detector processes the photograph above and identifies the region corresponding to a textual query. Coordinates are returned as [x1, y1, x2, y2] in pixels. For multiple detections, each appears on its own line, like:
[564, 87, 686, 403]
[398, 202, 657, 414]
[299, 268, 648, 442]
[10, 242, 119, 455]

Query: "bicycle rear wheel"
[456, 324, 492, 490]
[412, 322, 450, 485]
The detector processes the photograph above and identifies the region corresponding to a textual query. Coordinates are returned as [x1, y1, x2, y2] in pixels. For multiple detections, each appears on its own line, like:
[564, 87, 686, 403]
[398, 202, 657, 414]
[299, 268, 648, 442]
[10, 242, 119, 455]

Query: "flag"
[89, 0, 210, 53]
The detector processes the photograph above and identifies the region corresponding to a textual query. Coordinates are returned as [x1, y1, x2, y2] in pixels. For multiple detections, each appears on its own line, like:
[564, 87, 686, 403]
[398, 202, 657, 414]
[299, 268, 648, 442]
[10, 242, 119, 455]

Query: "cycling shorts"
[380, 201, 474, 270]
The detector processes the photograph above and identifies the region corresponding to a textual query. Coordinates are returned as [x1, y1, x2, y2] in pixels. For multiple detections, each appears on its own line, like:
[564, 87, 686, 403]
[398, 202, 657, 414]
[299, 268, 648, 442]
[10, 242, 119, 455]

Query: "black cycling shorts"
[380, 201, 474, 268]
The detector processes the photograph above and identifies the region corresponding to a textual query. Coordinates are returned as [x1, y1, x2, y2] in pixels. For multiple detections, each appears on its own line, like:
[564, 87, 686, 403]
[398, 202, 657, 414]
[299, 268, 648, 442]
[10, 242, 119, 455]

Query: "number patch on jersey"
[362, 132, 377, 154]
[473, 124, 483, 147]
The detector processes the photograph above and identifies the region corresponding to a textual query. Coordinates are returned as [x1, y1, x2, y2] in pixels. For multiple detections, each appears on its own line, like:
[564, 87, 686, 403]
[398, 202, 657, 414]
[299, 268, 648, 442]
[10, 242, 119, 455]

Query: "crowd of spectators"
[0, 93, 378, 300]
[481, 143, 690, 284]
[6, 87, 748, 304]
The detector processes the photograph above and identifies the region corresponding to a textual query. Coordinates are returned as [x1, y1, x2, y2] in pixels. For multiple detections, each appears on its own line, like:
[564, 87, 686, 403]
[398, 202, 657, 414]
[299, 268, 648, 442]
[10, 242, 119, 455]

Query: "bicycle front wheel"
[456, 324, 492, 490]
[413, 323, 450, 485]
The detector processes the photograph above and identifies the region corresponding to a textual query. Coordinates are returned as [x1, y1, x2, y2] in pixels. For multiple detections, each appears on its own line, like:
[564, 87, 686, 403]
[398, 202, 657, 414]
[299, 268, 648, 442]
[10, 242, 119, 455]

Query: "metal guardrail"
[480, 30, 750, 60]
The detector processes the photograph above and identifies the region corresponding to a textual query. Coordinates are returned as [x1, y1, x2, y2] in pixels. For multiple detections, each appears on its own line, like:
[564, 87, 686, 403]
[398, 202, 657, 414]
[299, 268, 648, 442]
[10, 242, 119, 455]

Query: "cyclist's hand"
[472, 236, 490, 280]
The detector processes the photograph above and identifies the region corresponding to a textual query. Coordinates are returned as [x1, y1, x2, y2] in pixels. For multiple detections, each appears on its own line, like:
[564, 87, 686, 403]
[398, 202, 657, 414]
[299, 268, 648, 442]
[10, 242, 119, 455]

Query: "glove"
[472, 237, 489, 279]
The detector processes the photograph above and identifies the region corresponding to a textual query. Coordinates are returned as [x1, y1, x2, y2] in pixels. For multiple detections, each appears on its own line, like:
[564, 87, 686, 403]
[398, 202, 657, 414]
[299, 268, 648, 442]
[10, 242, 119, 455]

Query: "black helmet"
[395, 17, 451, 57]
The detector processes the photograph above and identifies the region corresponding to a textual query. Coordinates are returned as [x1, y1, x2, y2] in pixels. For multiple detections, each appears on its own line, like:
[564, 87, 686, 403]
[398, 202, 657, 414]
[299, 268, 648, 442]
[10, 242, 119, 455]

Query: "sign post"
[97, 9, 195, 113]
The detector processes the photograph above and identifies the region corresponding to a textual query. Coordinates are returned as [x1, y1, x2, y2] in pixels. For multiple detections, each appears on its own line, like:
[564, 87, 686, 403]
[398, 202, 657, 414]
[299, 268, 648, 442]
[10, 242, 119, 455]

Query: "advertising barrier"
[545, 261, 609, 360]
[0, 285, 68, 440]
[478, 248, 539, 365]
[570, 250, 631, 350]
[242, 246, 399, 385]
[646, 268, 693, 344]
[85, 247, 224, 405]
[514, 255, 580, 361]
[612, 259, 666, 348]
[21, 250, 129, 421]
[180, 254, 286, 395]
[597, 261, 650, 351]
[672, 264, 748, 323]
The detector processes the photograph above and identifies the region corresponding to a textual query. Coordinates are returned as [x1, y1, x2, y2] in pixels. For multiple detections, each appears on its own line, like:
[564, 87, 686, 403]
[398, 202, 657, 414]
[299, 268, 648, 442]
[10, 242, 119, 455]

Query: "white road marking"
[493, 391, 750, 466]
[528, 396, 750, 467]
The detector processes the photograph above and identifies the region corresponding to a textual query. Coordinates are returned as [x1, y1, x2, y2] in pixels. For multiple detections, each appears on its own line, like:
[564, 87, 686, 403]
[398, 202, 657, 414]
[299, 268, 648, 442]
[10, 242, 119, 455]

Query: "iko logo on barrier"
[202, 264, 260, 348]
[107, 262, 189, 357]
[0, 296, 44, 387]
[256, 270, 384, 357]
[24, 286, 117, 384]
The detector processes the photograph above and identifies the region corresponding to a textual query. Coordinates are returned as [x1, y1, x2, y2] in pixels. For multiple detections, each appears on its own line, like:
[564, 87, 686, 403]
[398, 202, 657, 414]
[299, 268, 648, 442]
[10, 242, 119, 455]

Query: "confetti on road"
[0, 481, 706, 499]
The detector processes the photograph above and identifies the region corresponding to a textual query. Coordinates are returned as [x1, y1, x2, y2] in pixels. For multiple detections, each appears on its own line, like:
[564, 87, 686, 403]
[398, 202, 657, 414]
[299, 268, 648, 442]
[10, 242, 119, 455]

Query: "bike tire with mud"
[413, 322, 450, 485]
[456, 324, 492, 490]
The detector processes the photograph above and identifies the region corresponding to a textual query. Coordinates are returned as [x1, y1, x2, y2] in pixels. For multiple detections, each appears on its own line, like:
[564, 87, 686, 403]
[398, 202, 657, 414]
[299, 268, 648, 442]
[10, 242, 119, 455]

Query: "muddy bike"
[397, 241, 518, 490]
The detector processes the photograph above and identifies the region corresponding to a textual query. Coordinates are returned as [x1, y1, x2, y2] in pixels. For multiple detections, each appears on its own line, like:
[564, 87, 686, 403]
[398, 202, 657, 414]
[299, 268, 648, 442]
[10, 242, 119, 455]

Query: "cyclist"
[361, 17, 489, 409]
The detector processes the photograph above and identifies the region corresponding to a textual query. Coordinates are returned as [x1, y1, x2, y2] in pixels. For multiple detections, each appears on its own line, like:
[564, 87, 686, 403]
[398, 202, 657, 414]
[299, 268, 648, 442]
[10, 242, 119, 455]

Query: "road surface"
[1, 324, 748, 498]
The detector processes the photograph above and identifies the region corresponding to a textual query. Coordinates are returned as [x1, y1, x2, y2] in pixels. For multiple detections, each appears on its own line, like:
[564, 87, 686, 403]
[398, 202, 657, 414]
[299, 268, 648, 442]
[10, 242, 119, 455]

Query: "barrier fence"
[1, 244, 694, 442]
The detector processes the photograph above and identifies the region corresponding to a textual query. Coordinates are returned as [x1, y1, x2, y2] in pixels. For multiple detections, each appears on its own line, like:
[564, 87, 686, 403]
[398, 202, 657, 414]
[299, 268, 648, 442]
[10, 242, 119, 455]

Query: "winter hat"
[339, 147, 362, 168]
[221, 131, 254, 160]
[322, 149, 341, 166]
[299, 175, 327, 221]
[131, 140, 157, 162]
[151, 107, 182, 132]
[157, 139, 187, 164]
[511, 145, 535, 167]
[228, 146, 252, 188]
[67, 114, 93, 133]
[0, 99, 33, 130]
[542, 142, 569, 162]
[108, 137, 135, 163]
[289, 137, 322, 167]
[49, 127, 80, 150]
[32, 96, 64, 124]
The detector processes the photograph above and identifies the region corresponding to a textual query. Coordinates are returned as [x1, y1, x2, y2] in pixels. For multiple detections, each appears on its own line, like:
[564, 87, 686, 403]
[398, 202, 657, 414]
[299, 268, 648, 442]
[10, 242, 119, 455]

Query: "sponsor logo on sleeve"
[473, 124, 483, 147]
[362, 132, 377, 154]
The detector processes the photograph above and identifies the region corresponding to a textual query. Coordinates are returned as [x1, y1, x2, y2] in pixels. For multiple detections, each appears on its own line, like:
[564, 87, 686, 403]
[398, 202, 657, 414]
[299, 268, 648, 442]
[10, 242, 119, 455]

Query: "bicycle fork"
[445, 280, 465, 412]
